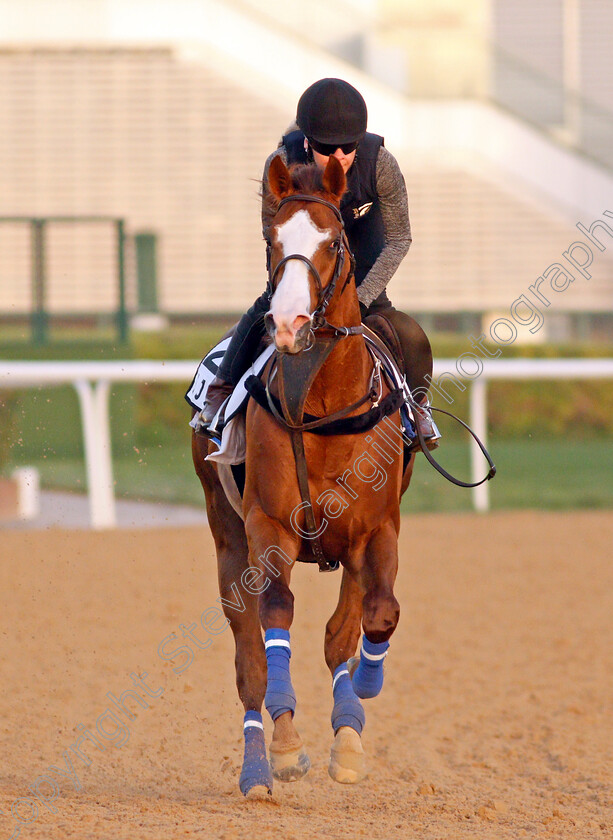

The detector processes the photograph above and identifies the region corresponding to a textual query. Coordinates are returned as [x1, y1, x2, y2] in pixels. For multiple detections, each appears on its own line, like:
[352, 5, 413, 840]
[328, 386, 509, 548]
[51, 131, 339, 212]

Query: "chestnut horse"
[192, 155, 415, 796]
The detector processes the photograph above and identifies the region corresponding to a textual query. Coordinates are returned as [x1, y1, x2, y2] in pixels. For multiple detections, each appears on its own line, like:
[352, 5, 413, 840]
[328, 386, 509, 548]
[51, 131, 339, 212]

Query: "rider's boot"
[201, 293, 270, 429]
[410, 398, 441, 452]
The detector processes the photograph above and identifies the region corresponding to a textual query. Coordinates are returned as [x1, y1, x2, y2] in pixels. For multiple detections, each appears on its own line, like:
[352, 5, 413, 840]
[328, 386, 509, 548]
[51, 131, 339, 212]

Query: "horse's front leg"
[325, 567, 368, 784]
[352, 520, 400, 699]
[192, 436, 271, 797]
[245, 506, 311, 783]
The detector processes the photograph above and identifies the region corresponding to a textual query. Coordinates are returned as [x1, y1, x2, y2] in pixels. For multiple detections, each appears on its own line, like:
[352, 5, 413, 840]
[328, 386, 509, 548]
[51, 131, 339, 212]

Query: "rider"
[203, 78, 439, 449]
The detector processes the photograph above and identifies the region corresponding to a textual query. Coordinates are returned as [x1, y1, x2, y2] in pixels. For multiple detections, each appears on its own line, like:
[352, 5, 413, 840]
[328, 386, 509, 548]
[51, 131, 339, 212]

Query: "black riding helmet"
[296, 78, 368, 146]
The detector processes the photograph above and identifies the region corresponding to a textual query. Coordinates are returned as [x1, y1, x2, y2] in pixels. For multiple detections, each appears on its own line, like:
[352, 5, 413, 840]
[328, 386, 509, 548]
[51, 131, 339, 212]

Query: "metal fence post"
[31, 219, 48, 345]
[116, 219, 128, 343]
[135, 231, 159, 313]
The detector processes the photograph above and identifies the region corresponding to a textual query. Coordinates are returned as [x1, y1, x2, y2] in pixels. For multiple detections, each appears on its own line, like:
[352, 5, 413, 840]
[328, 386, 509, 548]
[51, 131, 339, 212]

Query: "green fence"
[0, 215, 128, 345]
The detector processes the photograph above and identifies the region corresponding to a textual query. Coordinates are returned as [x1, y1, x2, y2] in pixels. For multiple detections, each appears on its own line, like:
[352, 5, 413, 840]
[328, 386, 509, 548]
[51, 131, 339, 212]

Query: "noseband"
[268, 194, 357, 330]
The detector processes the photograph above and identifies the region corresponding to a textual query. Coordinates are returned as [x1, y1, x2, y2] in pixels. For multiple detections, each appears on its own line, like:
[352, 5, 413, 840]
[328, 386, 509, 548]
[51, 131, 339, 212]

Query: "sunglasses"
[308, 137, 359, 156]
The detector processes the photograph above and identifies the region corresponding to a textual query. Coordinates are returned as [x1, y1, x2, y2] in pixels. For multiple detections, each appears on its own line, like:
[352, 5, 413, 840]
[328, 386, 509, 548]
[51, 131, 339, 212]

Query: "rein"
[409, 397, 497, 488]
[360, 329, 496, 488]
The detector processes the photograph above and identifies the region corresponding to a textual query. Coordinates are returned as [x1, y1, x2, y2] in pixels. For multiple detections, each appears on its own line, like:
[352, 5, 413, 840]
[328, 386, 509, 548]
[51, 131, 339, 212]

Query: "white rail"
[1, 362, 197, 529]
[2, 358, 612, 527]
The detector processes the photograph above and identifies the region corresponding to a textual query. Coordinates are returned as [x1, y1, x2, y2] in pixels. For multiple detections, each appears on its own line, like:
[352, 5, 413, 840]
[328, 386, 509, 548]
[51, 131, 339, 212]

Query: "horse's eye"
[329, 240, 339, 252]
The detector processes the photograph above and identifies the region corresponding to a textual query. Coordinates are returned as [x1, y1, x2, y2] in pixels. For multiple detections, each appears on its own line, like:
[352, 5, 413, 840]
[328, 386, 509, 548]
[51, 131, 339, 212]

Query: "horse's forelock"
[289, 164, 325, 195]
[265, 163, 340, 219]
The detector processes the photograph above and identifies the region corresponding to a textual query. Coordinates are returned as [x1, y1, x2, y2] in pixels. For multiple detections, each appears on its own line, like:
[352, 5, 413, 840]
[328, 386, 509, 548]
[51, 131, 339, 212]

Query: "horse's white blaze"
[270, 210, 329, 333]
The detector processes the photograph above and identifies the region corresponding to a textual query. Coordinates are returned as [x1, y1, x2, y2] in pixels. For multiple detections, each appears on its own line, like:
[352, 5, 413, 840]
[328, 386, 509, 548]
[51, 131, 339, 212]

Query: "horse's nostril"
[292, 315, 310, 332]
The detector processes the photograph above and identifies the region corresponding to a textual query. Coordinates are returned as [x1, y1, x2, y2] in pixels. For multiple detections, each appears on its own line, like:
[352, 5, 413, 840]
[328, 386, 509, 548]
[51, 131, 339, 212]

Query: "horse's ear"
[268, 154, 293, 199]
[322, 156, 346, 201]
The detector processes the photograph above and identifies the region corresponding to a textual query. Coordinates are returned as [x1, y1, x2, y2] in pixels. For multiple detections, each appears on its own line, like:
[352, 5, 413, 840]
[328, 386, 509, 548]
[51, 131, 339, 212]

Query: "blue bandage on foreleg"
[331, 663, 365, 734]
[239, 711, 272, 795]
[264, 628, 296, 721]
[351, 637, 389, 699]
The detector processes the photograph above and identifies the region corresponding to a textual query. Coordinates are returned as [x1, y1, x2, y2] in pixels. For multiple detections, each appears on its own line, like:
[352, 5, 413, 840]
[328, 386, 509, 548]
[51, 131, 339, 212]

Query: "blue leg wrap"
[331, 663, 365, 735]
[239, 711, 273, 795]
[264, 628, 296, 721]
[351, 637, 389, 699]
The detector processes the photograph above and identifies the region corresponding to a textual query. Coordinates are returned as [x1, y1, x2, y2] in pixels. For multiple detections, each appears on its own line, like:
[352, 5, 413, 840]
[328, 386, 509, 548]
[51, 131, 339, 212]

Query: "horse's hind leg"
[245, 507, 310, 783]
[324, 568, 367, 784]
[192, 434, 272, 796]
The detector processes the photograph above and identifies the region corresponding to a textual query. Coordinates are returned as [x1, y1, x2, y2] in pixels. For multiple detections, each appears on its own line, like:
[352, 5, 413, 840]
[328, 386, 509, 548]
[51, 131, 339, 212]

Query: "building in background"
[0, 0, 611, 340]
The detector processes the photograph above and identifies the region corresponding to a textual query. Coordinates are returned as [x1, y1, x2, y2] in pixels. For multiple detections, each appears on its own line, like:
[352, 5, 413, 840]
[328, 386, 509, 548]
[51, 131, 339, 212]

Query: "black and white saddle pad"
[185, 336, 232, 411]
[186, 338, 275, 464]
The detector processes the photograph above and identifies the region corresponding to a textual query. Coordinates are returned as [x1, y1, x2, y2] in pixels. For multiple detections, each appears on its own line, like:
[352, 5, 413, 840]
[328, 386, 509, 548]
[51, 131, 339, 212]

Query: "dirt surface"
[1, 511, 612, 840]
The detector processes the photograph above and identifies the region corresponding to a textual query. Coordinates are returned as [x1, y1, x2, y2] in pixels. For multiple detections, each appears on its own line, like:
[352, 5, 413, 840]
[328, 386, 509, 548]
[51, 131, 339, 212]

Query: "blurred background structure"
[1, 0, 612, 341]
[1, 0, 612, 522]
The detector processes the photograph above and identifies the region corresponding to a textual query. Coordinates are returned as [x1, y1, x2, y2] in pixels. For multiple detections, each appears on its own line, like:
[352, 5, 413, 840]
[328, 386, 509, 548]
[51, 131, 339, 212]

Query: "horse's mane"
[263, 163, 333, 219]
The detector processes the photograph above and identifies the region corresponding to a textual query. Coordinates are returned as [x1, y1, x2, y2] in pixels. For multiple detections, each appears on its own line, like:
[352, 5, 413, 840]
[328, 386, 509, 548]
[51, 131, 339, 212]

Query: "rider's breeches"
[217, 290, 271, 385]
[216, 289, 433, 397]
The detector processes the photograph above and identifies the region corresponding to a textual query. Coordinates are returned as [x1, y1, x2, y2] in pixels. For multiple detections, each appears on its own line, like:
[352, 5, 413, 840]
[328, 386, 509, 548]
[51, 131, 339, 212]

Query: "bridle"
[267, 194, 358, 333]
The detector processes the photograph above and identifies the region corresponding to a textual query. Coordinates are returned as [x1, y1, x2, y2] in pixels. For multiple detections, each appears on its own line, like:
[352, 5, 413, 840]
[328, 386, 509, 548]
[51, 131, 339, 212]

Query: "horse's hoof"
[269, 743, 311, 782]
[243, 784, 273, 800]
[328, 726, 367, 784]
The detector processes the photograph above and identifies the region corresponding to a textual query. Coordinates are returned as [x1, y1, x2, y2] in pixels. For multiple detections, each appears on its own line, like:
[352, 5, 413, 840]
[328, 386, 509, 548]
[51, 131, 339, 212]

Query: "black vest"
[282, 130, 385, 286]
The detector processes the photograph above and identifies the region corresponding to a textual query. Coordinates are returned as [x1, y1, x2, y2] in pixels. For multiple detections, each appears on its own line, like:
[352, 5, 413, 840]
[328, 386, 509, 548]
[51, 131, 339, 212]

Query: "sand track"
[1, 511, 612, 839]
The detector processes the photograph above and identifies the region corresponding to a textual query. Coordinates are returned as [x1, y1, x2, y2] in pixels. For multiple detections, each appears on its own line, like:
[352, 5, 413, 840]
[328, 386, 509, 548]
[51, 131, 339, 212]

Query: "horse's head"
[264, 155, 354, 353]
